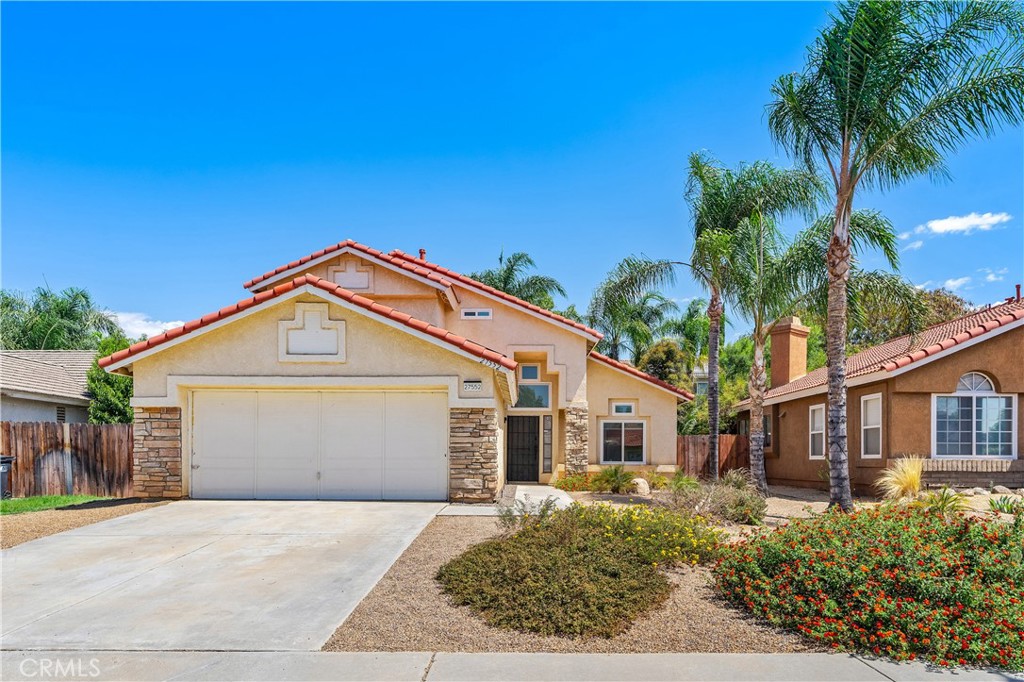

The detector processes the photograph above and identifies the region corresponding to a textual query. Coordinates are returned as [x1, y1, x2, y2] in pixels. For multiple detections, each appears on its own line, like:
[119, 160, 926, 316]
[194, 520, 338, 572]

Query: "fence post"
[62, 422, 73, 496]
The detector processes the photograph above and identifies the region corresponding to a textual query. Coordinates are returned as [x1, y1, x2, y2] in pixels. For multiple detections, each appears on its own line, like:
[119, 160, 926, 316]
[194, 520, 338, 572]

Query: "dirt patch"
[0, 498, 170, 549]
[324, 515, 818, 654]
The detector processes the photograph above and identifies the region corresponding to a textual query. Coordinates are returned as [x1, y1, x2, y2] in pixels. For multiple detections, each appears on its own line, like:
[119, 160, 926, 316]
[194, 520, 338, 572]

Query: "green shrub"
[496, 497, 559, 534]
[552, 473, 592, 492]
[647, 473, 669, 490]
[989, 496, 1024, 515]
[670, 472, 700, 493]
[722, 468, 754, 490]
[714, 506, 1024, 670]
[913, 487, 968, 516]
[668, 475, 767, 525]
[589, 465, 635, 494]
[438, 507, 671, 637]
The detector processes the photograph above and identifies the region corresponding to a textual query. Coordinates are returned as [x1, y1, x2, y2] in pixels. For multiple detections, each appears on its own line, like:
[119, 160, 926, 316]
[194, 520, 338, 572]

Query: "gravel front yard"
[324, 515, 819, 654]
[0, 498, 169, 549]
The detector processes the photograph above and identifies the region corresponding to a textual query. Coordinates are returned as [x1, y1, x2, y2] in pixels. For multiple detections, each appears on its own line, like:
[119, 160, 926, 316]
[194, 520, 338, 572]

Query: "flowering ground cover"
[714, 506, 1024, 670]
[437, 503, 722, 637]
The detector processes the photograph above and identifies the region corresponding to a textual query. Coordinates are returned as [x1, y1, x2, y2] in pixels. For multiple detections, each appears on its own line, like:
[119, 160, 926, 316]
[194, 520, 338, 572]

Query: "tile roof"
[388, 250, 604, 340]
[100, 275, 517, 371]
[762, 298, 1024, 401]
[243, 239, 457, 291]
[1, 350, 95, 402]
[589, 352, 694, 401]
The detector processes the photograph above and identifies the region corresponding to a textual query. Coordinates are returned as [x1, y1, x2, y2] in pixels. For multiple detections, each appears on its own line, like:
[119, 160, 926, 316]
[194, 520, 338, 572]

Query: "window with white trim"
[461, 308, 492, 320]
[514, 384, 551, 409]
[611, 401, 635, 416]
[762, 414, 772, 448]
[935, 372, 1015, 457]
[809, 404, 826, 459]
[601, 421, 645, 463]
[861, 393, 882, 459]
[519, 364, 540, 381]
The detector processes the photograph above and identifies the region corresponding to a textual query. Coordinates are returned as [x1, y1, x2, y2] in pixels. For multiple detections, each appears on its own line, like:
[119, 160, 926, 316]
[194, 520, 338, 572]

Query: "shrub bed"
[714, 506, 1024, 670]
[437, 503, 722, 637]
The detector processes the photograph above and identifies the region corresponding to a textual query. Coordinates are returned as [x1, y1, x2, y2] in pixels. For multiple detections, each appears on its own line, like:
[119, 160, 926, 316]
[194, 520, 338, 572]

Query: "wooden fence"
[1, 422, 134, 498]
[676, 434, 750, 478]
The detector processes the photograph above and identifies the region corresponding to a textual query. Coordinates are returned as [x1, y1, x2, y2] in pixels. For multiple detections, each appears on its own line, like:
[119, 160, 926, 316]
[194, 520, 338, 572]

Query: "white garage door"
[190, 390, 448, 500]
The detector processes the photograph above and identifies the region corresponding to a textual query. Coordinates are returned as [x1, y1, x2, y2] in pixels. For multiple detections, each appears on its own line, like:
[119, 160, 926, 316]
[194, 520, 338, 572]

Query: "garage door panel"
[192, 392, 257, 499]
[255, 392, 319, 500]
[383, 393, 448, 501]
[320, 393, 384, 500]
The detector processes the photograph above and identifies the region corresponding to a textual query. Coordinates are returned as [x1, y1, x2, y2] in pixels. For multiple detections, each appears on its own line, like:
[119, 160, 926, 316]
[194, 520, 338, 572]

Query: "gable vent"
[56, 406, 67, 423]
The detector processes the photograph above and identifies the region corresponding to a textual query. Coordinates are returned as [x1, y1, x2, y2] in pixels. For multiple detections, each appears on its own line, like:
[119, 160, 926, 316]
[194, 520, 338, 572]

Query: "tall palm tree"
[659, 298, 710, 375]
[598, 155, 821, 480]
[767, 1, 1024, 509]
[470, 251, 567, 310]
[0, 287, 121, 350]
[728, 210, 922, 495]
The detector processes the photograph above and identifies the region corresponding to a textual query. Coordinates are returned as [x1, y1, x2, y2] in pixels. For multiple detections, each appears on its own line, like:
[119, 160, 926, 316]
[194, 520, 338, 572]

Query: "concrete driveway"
[1, 500, 444, 651]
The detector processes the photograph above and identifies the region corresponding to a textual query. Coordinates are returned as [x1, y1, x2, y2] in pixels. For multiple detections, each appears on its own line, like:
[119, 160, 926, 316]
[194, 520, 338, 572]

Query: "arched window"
[935, 372, 1015, 458]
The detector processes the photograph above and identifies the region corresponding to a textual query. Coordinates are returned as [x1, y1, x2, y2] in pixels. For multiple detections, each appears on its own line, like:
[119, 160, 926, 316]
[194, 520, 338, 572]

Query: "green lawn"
[0, 495, 109, 515]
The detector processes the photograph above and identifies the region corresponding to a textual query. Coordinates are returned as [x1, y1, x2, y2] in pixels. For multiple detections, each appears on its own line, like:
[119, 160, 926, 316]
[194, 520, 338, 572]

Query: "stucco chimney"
[418, 248, 427, 260]
[770, 316, 810, 387]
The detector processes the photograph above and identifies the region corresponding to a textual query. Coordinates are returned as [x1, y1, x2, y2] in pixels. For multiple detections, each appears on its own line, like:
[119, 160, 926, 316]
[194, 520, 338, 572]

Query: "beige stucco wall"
[585, 358, 679, 469]
[131, 293, 499, 406]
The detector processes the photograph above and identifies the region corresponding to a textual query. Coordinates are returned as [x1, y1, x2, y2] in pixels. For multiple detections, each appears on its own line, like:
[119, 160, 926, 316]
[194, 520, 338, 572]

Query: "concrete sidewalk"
[2, 651, 1017, 681]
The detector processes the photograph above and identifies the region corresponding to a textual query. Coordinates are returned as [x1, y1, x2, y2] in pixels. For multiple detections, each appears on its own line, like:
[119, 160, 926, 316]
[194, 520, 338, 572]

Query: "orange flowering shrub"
[714, 507, 1024, 670]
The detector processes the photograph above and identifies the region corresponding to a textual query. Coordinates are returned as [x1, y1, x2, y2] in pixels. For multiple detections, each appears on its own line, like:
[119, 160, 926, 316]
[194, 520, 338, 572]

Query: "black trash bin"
[0, 456, 15, 499]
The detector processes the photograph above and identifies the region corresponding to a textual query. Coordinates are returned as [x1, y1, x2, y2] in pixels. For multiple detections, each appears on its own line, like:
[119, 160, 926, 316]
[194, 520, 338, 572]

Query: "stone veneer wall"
[921, 458, 1024, 489]
[449, 407, 500, 502]
[133, 407, 184, 498]
[564, 404, 589, 474]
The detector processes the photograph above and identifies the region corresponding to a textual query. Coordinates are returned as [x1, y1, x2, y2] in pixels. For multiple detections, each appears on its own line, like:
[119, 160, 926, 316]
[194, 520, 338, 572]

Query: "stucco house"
[1, 350, 95, 423]
[100, 240, 692, 502]
[736, 293, 1024, 493]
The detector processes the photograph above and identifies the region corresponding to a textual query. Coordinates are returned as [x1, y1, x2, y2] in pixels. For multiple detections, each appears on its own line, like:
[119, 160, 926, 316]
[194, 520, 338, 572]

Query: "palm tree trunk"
[706, 291, 723, 481]
[747, 334, 769, 496]
[826, 204, 854, 511]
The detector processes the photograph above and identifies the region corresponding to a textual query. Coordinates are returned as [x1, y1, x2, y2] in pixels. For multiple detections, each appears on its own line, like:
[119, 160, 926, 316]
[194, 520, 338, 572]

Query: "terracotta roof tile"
[762, 298, 1024, 401]
[388, 249, 604, 340]
[99, 275, 517, 371]
[242, 239, 456, 291]
[589, 352, 694, 401]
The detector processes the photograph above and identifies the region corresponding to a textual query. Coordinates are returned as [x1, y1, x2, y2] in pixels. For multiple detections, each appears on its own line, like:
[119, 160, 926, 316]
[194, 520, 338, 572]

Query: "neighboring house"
[100, 240, 692, 502]
[0, 350, 95, 423]
[691, 363, 709, 396]
[736, 294, 1024, 493]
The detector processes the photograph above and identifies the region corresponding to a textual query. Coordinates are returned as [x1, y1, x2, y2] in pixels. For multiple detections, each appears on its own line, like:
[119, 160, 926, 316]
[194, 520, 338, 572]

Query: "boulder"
[631, 478, 651, 496]
[969, 487, 989, 496]
[992, 485, 1013, 495]
[958, 488, 976, 497]
[1015, 489, 1024, 497]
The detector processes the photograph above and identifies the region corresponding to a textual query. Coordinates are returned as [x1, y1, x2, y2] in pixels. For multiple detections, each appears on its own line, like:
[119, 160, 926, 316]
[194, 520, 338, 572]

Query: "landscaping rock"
[969, 487, 989, 496]
[1015, 489, 1024, 497]
[992, 485, 1013, 495]
[958, 488, 976, 497]
[631, 478, 652, 496]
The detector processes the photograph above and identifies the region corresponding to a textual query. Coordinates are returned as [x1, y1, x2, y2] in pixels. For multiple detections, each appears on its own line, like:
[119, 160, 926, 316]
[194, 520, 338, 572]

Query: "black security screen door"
[507, 416, 539, 482]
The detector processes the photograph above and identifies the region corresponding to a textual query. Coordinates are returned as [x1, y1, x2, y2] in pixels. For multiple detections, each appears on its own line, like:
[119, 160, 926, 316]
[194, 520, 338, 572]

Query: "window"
[762, 415, 772, 448]
[612, 401, 635, 416]
[519, 364, 540, 381]
[542, 415, 553, 474]
[695, 381, 708, 396]
[809, 404, 825, 459]
[935, 372, 1015, 457]
[461, 308, 492, 320]
[514, 384, 551, 409]
[861, 393, 882, 459]
[601, 421, 645, 464]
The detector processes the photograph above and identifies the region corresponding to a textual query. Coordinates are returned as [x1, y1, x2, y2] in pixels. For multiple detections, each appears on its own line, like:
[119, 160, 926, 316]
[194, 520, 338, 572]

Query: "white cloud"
[902, 240, 924, 252]
[979, 267, 1009, 283]
[943, 277, 971, 292]
[113, 312, 184, 339]
[914, 280, 933, 290]
[897, 231, 912, 241]
[918, 212, 1012, 236]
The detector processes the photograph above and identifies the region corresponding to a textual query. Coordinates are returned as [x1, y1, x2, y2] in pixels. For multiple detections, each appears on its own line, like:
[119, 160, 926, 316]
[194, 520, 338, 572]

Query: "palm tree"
[470, 251, 567, 309]
[728, 210, 923, 495]
[659, 298, 710, 376]
[767, 1, 1024, 509]
[587, 262, 678, 363]
[0, 286, 121, 350]
[596, 155, 821, 480]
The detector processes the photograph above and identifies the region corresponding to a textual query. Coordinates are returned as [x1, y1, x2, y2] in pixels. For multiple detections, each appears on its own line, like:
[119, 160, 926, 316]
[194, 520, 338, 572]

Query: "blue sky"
[3, 2, 1022, 340]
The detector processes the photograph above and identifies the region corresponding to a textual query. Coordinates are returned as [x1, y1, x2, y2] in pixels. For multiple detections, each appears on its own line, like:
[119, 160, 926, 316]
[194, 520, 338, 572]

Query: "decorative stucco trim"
[277, 302, 347, 363]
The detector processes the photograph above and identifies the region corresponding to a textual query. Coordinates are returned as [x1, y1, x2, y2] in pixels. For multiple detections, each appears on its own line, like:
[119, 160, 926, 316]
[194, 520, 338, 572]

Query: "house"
[0, 350, 95, 423]
[99, 240, 692, 502]
[736, 293, 1024, 493]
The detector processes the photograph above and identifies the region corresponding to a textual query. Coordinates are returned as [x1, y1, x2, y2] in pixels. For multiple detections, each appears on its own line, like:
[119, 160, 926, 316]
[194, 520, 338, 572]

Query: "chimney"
[418, 248, 427, 260]
[1017, 284, 1021, 302]
[770, 316, 810, 387]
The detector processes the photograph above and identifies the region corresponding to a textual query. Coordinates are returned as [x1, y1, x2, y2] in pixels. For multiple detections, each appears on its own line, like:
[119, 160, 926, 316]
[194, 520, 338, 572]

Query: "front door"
[507, 415, 540, 482]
